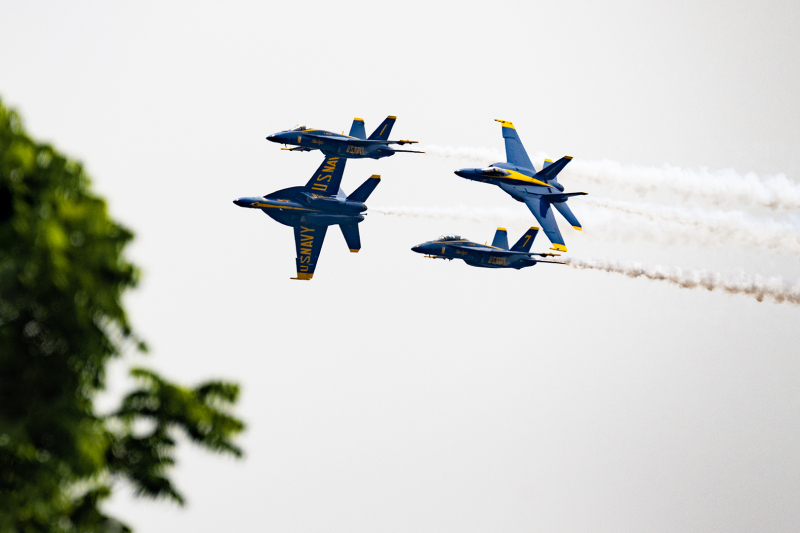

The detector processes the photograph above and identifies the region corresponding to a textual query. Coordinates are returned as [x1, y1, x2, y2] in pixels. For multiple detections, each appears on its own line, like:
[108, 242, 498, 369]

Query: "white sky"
[3, 1, 800, 531]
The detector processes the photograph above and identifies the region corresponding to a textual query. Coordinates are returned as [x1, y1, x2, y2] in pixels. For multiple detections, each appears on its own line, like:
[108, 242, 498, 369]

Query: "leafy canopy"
[0, 98, 244, 533]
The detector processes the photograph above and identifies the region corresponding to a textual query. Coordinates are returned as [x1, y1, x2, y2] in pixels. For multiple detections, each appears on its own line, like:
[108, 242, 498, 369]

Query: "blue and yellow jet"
[411, 227, 565, 269]
[233, 156, 380, 280]
[266, 116, 423, 159]
[454, 120, 587, 252]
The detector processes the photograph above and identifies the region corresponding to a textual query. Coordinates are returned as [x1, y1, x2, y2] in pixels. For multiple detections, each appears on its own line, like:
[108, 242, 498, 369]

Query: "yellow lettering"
[312, 184, 327, 191]
[317, 174, 332, 182]
[301, 255, 311, 263]
[323, 157, 338, 171]
[300, 265, 309, 272]
[523, 235, 531, 246]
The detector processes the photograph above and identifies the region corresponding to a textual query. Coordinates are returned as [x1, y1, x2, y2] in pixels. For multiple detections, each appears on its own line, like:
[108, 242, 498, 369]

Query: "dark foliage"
[0, 98, 244, 532]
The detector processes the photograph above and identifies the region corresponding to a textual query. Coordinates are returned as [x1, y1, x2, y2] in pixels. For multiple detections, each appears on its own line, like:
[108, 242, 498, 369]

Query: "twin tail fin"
[368, 116, 396, 141]
[510, 227, 540, 253]
[491, 228, 509, 249]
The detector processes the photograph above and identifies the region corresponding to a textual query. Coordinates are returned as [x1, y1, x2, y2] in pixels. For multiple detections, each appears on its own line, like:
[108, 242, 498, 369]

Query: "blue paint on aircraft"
[411, 227, 565, 269]
[454, 120, 587, 252]
[267, 116, 423, 159]
[233, 155, 381, 280]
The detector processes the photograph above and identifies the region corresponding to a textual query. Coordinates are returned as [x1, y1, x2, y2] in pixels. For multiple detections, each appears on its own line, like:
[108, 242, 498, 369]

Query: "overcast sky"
[3, 1, 800, 531]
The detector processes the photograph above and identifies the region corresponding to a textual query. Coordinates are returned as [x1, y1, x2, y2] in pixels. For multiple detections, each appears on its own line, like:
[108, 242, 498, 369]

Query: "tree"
[0, 98, 244, 532]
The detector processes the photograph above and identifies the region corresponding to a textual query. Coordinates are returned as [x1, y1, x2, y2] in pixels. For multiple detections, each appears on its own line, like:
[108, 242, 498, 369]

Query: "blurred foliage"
[0, 98, 244, 532]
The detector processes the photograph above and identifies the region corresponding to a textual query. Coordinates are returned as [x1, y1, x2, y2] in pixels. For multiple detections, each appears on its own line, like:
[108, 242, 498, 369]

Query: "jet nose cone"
[233, 199, 248, 207]
[454, 169, 471, 178]
[411, 245, 426, 254]
[266, 134, 279, 142]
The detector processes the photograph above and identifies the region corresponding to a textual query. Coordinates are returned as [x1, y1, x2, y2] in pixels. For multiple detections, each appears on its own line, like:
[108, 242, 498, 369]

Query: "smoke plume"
[422, 145, 800, 211]
[564, 257, 800, 304]
[371, 202, 800, 255]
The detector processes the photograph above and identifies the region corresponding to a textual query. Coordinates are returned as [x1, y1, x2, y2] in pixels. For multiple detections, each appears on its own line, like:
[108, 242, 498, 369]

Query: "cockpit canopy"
[436, 235, 466, 242]
[481, 167, 510, 176]
[290, 124, 306, 131]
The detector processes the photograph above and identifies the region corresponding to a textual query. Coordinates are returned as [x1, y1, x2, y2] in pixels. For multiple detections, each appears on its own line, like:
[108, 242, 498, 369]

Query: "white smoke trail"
[371, 202, 800, 255]
[371, 205, 520, 224]
[421, 145, 800, 211]
[582, 197, 800, 254]
[421, 145, 505, 166]
[564, 257, 800, 304]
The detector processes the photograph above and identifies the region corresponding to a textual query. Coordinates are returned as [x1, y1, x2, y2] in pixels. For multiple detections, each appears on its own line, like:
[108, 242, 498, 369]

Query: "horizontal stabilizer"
[538, 191, 588, 201]
[349, 118, 366, 139]
[491, 228, 509, 249]
[347, 175, 381, 203]
[535, 156, 572, 181]
[340, 223, 361, 252]
[510, 227, 539, 252]
[553, 201, 582, 230]
[368, 116, 396, 141]
[542, 158, 553, 168]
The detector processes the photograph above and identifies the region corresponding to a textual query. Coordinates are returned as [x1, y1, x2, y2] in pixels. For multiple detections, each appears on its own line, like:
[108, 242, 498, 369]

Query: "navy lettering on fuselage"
[346, 145, 365, 155]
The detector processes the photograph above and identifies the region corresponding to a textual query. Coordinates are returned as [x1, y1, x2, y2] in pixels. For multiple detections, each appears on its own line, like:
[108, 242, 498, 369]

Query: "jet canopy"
[481, 167, 510, 176]
[290, 124, 306, 131]
[436, 235, 466, 242]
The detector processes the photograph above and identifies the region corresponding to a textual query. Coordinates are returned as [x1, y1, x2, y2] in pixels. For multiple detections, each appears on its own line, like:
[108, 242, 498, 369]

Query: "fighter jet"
[266, 116, 423, 159]
[454, 120, 586, 252]
[411, 227, 565, 269]
[233, 155, 380, 280]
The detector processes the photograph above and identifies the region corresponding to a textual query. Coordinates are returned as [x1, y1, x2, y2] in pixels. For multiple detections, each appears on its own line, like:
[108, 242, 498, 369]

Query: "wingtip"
[291, 273, 313, 280]
[349, 248, 360, 253]
[494, 119, 515, 129]
[572, 226, 582, 231]
[550, 244, 568, 252]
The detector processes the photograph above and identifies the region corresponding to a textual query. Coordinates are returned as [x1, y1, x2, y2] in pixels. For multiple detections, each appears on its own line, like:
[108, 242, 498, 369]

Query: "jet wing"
[304, 155, 347, 198]
[496, 119, 535, 170]
[292, 224, 328, 280]
[523, 197, 567, 252]
[449, 243, 515, 255]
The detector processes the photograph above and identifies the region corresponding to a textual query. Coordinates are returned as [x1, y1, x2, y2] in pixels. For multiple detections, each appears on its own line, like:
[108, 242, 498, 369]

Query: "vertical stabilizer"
[349, 118, 366, 139]
[510, 227, 540, 252]
[535, 156, 573, 181]
[347, 175, 381, 203]
[491, 228, 509, 249]
[368, 116, 396, 141]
